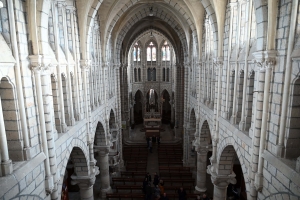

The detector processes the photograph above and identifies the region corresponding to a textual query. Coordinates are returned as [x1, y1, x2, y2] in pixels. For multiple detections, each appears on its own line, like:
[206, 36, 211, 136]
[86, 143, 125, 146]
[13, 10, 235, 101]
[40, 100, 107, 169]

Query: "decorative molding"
[80, 60, 90, 70]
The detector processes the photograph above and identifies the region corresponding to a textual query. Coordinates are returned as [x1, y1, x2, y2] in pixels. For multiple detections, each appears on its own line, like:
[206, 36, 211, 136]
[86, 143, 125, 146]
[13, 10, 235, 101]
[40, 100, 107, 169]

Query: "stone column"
[71, 174, 97, 200]
[195, 147, 208, 192]
[53, 2, 67, 133]
[94, 145, 112, 198]
[62, 5, 75, 126]
[0, 95, 13, 176]
[29, 55, 54, 193]
[7, 0, 31, 159]
[130, 101, 135, 126]
[68, 6, 82, 121]
[208, 168, 236, 200]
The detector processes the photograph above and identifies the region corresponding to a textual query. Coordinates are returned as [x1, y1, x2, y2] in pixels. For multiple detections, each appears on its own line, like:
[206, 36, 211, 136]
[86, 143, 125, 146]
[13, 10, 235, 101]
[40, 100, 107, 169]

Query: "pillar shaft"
[195, 150, 208, 192]
[0, 99, 12, 175]
[95, 146, 112, 197]
[78, 184, 94, 200]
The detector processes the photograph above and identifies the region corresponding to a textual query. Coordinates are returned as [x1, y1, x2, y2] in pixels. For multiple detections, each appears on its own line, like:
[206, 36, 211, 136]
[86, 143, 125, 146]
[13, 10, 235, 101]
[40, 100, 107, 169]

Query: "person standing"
[177, 187, 187, 200]
[161, 193, 169, 200]
[145, 182, 153, 200]
[142, 177, 148, 194]
[153, 172, 160, 186]
[149, 139, 153, 153]
[145, 172, 152, 183]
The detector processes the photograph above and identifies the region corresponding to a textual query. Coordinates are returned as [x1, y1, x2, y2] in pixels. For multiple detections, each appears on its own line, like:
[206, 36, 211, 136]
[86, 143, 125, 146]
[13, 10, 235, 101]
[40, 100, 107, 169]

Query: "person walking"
[145, 172, 152, 183]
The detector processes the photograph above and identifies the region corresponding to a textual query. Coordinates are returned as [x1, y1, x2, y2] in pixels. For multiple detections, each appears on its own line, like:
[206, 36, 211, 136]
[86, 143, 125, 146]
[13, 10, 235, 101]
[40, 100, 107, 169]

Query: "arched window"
[166, 68, 170, 82]
[133, 42, 140, 61]
[148, 68, 151, 81]
[153, 68, 156, 81]
[134, 68, 137, 82]
[162, 68, 166, 81]
[147, 42, 156, 61]
[138, 68, 141, 82]
[162, 41, 170, 61]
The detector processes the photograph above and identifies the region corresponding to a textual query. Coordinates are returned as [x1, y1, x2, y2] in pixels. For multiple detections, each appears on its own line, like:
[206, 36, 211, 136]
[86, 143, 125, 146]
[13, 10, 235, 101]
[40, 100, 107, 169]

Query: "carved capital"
[71, 169, 99, 188]
[213, 57, 223, 69]
[66, 5, 76, 13]
[253, 50, 277, 70]
[94, 145, 110, 156]
[29, 55, 52, 73]
[80, 60, 90, 70]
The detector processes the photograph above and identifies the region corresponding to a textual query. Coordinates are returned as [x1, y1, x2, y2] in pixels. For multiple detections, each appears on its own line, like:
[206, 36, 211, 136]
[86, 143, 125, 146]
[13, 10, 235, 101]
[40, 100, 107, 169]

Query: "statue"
[149, 89, 155, 106]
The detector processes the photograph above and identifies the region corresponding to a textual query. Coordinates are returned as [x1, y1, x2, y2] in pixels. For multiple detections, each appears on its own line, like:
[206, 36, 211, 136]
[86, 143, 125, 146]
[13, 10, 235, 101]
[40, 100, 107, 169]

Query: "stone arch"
[216, 138, 250, 198]
[199, 116, 213, 136]
[200, 0, 219, 53]
[161, 89, 171, 124]
[57, 138, 90, 197]
[94, 121, 107, 146]
[115, 10, 188, 61]
[127, 28, 178, 62]
[199, 120, 212, 147]
[285, 76, 300, 159]
[252, 0, 269, 51]
[0, 77, 23, 161]
[109, 109, 116, 129]
[134, 89, 144, 125]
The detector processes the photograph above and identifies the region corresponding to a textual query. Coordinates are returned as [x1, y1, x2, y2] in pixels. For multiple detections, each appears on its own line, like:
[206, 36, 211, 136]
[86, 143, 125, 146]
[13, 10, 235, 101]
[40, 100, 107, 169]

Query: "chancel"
[0, 0, 300, 200]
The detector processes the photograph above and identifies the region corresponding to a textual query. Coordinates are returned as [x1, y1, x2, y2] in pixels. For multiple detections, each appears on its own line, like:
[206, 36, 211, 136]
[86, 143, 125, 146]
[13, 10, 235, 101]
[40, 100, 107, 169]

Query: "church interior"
[0, 0, 300, 199]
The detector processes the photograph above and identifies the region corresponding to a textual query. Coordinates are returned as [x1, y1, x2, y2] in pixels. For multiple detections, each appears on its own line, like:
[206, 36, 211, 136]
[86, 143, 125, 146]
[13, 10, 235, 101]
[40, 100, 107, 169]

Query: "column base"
[23, 147, 33, 160]
[239, 121, 246, 131]
[276, 145, 284, 157]
[61, 123, 68, 133]
[45, 175, 54, 194]
[254, 173, 263, 192]
[1, 160, 13, 176]
[209, 101, 214, 109]
[100, 186, 112, 198]
[70, 118, 76, 126]
[195, 185, 207, 193]
[230, 115, 236, 124]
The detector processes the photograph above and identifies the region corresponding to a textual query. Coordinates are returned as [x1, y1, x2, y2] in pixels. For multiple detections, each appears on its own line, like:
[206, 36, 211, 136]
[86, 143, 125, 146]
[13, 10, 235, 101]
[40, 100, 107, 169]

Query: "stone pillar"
[29, 55, 54, 193]
[208, 168, 236, 200]
[94, 145, 112, 198]
[0, 95, 13, 176]
[195, 147, 208, 192]
[130, 101, 134, 126]
[71, 173, 97, 200]
[68, 6, 82, 121]
[54, 2, 67, 133]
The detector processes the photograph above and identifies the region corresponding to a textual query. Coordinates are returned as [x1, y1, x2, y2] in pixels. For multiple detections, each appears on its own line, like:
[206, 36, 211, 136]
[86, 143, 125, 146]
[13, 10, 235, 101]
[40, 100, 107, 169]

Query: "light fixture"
[150, 32, 153, 38]
[149, 6, 153, 16]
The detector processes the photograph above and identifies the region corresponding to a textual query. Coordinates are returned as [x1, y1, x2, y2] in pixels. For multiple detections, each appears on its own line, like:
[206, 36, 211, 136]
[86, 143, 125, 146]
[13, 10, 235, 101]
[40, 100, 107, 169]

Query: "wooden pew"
[114, 185, 143, 193]
[121, 171, 147, 177]
[112, 177, 144, 185]
[160, 171, 193, 179]
[106, 193, 144, 200]
[159, 166, 190, 172]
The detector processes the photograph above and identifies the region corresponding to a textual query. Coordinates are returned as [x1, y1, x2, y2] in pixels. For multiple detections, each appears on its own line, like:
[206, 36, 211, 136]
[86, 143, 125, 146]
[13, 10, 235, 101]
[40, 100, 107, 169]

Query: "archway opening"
[134, 90, 143, 125]
[161, 90, 171, 124]
[60, 147, 89, 200]
[217, 145, 247, 200]
[286, 78, 300, 159]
